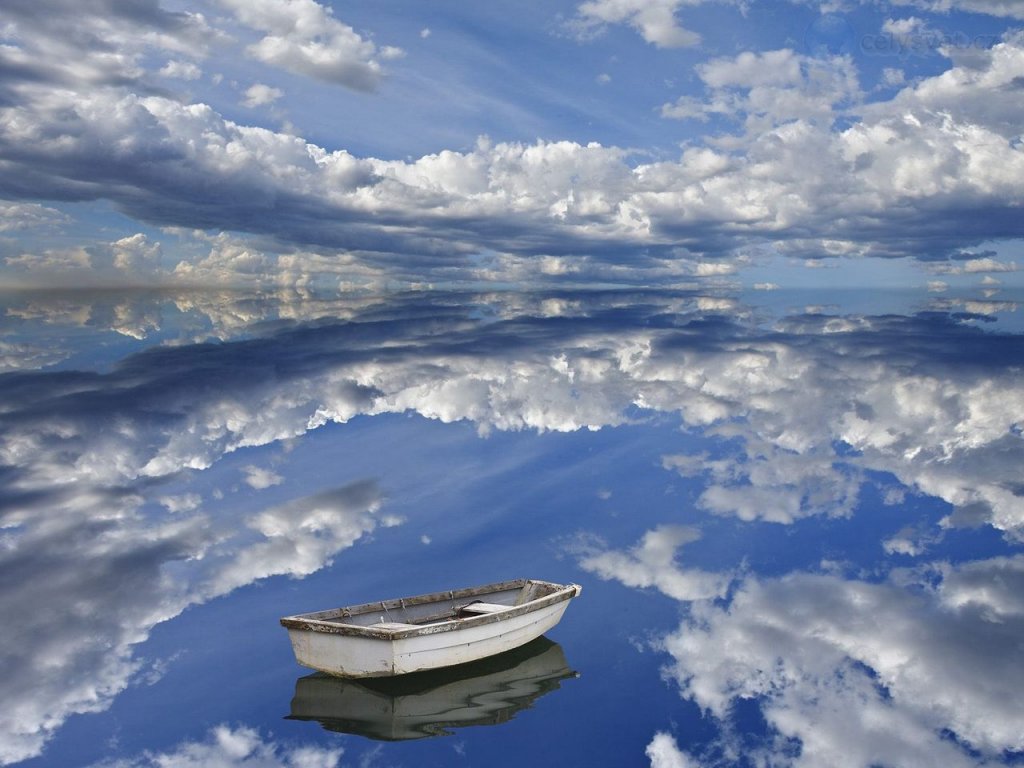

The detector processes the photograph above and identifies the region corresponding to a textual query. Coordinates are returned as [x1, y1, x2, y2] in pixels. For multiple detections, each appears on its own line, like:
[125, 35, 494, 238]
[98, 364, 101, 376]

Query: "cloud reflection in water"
[92, 725, 342, 768]
[0, 288, 1021, 765]
[0, 478, 384, 765]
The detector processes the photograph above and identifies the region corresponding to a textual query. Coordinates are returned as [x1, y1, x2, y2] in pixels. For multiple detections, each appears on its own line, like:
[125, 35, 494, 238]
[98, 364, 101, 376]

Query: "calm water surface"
[2, 288, 1023, 767]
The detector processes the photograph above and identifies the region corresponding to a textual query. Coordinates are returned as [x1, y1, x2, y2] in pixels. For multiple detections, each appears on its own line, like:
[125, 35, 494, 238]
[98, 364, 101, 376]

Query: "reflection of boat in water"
[281, 579, 581, 677]
[287, 637, 577, 740]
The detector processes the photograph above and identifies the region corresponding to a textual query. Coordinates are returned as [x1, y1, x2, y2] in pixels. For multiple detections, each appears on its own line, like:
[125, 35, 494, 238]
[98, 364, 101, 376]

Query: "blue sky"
[0, 0, 1022, 290]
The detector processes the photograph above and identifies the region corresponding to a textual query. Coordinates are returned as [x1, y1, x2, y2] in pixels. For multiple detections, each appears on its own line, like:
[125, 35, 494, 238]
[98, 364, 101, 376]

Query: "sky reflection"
[1, 287, 1022, 766]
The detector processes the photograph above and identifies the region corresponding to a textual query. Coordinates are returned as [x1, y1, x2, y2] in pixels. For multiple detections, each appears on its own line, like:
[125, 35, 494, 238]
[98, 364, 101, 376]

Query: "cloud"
[5, 234, 169, 288]
[693, 261, 736, 276]
[0, 478, 383, 764]
[649, 312, 1024, 534]
[929, 252, 1018, 275]
[95, 724, 342, 768]
[963, 257, 1017, 273]
[205, 482, 386, 596]
[219, 0, 401, 91]
[0, 201, 66, 232]
[242, 464, 284, 489]
[574, 0, 704, 47]
[575, 525, 731, 601]
[646, 732, 699, 768]
[878, 15, 940, 56]
[881, 66, 906, 86]
[171, 233, 280, 287]
[881, 523, 942, 555]
[664, 433, 863, 524]
[1, 288, 1023, 759]
[111, 234, 162, 273]
[0, 317, 394, 757]
[3, 289, 1022, 538]
[928, 296, 1019, 315]
[662, 48, 862, 131]
[0, 339, 70, 373]
[2, 31, 1024, 282]
[886, 0, 1024, 19]
[242, 83, 284, 108]
[662, 557, 1024, 764]
[939, 554, 1024, 619]
[792, 0, 1024, 20]
[5, 246, 92, 275]
[0, 0, 215, 94]
[159, 60, 202, 81]
[159, 493, 202, 513]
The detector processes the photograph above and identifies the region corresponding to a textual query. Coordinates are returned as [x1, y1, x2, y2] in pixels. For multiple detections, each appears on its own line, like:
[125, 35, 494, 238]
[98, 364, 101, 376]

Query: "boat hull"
[281, 579, 580, 678]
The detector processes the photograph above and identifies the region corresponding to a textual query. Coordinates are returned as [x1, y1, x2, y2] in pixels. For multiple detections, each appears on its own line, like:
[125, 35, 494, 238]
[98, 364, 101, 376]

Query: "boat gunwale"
[280, 579, 580, 641]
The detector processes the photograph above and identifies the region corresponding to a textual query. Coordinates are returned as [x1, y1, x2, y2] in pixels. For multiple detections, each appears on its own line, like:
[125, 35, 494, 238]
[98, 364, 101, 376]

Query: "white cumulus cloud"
[574, 0, 704, 47]
[219, 0, 401, 91]
[242, 83, 284, 108]
[575, 525, 731, 601]
[663, 558, 1024, 765]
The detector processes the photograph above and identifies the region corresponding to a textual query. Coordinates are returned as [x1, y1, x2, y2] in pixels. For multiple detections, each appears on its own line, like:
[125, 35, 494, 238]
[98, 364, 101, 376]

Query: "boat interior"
[293, 580, 563, 629]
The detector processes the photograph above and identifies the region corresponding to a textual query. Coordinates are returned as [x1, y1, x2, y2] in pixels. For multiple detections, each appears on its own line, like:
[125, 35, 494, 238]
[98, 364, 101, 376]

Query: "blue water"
[2, 288, 1023, 767]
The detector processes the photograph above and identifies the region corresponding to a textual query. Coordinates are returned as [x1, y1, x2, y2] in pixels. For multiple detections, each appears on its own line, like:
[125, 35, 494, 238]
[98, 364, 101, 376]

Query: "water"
[2, 287, 1023, 767]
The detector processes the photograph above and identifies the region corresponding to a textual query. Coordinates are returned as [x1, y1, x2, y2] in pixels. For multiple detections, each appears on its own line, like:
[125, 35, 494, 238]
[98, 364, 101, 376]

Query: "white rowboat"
[280, 579, 581, 678]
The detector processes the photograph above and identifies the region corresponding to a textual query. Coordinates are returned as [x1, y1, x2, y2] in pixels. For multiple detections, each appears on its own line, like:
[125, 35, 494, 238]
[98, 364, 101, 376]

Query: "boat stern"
[284, 622, 398, 678]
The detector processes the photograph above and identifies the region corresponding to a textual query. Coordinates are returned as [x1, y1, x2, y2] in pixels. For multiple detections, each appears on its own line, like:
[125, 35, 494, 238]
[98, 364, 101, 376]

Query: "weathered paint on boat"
[280, 579, 581, 678]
